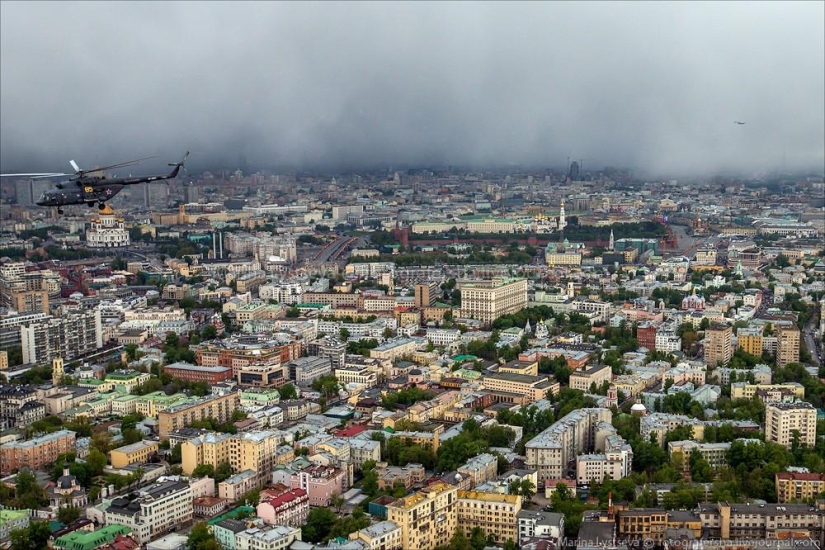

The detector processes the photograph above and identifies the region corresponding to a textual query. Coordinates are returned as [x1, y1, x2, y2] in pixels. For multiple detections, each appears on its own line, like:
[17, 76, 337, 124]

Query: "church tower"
[558, 200, 567, 231]
[609, 229, 615, 251]
[52, 357, 64, 386]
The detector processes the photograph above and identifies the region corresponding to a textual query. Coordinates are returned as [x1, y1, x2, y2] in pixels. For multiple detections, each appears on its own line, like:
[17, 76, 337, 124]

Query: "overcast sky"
[1, 1, 823, 175]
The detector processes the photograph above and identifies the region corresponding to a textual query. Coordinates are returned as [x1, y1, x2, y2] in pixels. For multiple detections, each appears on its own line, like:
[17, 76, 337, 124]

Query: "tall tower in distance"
[568, 161, 580, 181]
[52, 357, 64, 386]
[609, 229, 615, 251]
[558, 200, 567, 232]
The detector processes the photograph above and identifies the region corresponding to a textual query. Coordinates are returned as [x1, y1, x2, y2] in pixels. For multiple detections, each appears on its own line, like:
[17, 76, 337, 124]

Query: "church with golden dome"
[86, 204, 130, 248]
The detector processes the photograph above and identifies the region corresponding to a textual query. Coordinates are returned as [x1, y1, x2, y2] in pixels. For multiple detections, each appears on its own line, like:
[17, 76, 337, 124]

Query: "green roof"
[207, 506, 255, 526]
[451, 355, 478, 362]
[0, 509, 30, 521]
[54, 524, 132, 550]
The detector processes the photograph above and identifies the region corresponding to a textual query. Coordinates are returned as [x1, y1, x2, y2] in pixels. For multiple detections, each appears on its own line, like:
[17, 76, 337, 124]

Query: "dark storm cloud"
[1, 1, 823, 175]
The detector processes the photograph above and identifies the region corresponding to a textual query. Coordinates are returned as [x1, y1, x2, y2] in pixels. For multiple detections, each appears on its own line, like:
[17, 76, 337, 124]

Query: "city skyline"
[1, 2, 823, 175]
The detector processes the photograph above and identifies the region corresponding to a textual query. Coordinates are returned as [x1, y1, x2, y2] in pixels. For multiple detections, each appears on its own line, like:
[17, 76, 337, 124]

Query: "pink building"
[290, 465, 347, 507]
[256, 488, 309, 526]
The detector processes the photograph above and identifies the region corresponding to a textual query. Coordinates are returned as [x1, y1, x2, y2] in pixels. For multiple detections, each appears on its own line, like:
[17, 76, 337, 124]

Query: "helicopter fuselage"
[37, 183, 125, 207]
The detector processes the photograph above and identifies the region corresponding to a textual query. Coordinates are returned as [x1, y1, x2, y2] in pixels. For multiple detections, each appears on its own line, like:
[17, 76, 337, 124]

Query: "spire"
[609, 229, 615, 251]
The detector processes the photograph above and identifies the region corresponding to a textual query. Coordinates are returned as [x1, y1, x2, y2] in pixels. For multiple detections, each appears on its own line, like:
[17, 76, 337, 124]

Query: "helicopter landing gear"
[98, 203, 106, 210]
[57, 208, 64, 215]
[87, 202, 95, 208]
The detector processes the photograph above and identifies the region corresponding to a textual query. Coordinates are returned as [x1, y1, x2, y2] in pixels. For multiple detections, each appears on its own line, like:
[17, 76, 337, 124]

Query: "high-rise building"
[525, 408, 612, 482]
[704, 324, 732, 367]
[736, 326, 763, 357]
[457, 278, 527, 325]
[387, 483, 457, 550]
[0, 264, 59, 315]
[776, 326, 800, 367]
[20, 307, 103, 364]
[765, 402, 817, 449]
[414, 282, 440, 308]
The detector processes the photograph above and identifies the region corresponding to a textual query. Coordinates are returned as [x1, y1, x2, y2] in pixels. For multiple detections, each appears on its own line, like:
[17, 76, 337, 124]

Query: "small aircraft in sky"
[1, 152, 189, 214]
[734, 121, 746, 125]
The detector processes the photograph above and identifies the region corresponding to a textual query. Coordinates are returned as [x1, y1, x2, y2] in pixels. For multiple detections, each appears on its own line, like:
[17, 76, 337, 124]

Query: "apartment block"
[0, 384, 45, 430]
[775, 472, 825, 503]
[182, 430, 285, 487]
[387, 483, 458, 550]
[21, 308, 103, 364]
[776, 326, 800, 367]
[414, 283, 440, 308]
[456, 278, 528, 325]
[704, 324, 733, 367]
[349, 520, 403, 550]
[576, 433, 633, 484]
[369, 338, 418, 362]
[730, 382, 805, 401]
[457, 453, 498, 488]
[0, 429, 76, 474]
[109, 441, 160, 469]
[525, 408, 612, 482]
[456, 491, 522, 544]
[765, 402, 817, 449]
[667, 440, 730, 471]
[103, 480, 193, 544]
[736, 326, 764, 357]
[157, 391, 241, 439]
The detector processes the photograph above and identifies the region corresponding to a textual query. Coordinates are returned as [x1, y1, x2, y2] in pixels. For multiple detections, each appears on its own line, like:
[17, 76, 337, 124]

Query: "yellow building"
[775, 472, 825, 503]
[482, 372, 559, 402]
[109, 440, 159, 468]
[456, 278, 528, 325]
[730, 382, 805, 401]
[617, 510, 669, 542]
[181, 430, 282, 484]
[498, 359, 538, 377]
[157, 392, 241, 440]
[387, 483, 458, 550]
[456, 491, 522, 544]
[736, 327, 763, 356]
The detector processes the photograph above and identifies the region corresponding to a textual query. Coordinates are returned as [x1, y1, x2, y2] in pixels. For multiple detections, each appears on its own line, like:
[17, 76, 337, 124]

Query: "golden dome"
[99, 204, 115, 215]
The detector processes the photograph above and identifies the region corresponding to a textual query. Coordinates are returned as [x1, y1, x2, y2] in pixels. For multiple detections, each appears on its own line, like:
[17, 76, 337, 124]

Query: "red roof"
[335, 424, 367, 438]
[266, 488, 307, 508]
[776, 472, 825, 481]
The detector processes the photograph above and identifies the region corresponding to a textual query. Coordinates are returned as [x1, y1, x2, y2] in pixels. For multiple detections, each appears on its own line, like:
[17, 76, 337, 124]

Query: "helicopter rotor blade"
[80, 156, 157, 175]
[0, 173, 68, 178]
[69, 160, 81, 173]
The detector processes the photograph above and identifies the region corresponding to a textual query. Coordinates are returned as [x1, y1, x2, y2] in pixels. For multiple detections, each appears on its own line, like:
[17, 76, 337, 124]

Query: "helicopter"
[1, 151, 189, 214]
